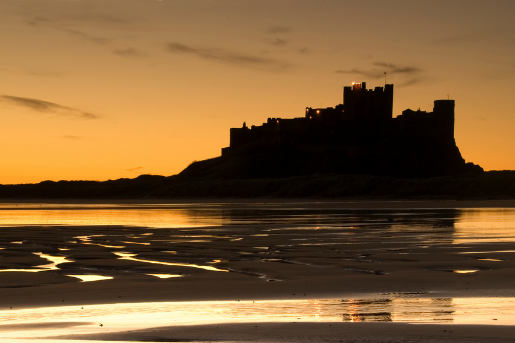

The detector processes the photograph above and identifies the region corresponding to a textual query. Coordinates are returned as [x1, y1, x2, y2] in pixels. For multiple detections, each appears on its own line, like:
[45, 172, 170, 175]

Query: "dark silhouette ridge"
[181, 82, 482, 179]
[1, 171, 515, 199]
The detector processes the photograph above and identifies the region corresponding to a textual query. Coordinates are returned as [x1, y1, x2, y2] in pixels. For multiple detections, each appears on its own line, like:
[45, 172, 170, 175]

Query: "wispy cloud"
[126, 167, 143, 172]
[430, 34, 478, 46]
[113, 47, 144, 58]
[0, 95, 99, 119]
[265, 38, 288, 46]
[25, 13, 130, 27]
[166, 42, 291, 71]
[373, 62, 422, 75]
[298, 47, 310, 54]
[26, 17, 110, 45]
[27, 70, 63, 78]
[0, 65, 63, 78]
[336, 67, 382, 79]
[267, 26, 292, 34]
[336, 62, 424, 87]
[59, 135, 87, 140]
[60, 27, 109, 44]
[25, 17, 52, 27]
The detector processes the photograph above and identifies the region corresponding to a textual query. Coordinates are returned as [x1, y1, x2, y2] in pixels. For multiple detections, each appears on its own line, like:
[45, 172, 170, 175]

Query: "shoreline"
[1, 198, 515, 208]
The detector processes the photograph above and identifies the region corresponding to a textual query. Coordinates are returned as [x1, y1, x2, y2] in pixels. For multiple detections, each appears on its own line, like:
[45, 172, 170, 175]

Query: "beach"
[1, 199, 515, 342]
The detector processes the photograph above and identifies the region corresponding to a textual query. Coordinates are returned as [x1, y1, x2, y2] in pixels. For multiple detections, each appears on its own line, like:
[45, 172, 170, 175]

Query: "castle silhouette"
[223, 82, 455, 156]
[182, 82, 482, 179]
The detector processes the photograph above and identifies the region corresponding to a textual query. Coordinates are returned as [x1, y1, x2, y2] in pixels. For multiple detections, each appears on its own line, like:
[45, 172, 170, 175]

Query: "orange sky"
[1, 0, 514, 184]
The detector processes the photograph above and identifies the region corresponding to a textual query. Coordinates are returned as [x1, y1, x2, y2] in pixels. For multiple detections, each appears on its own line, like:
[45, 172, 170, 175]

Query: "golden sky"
[1, 0, 514, 184]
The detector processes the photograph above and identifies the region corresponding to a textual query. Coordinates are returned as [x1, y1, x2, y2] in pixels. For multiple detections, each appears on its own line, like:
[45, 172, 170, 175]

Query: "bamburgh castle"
[182, 81, 481, 179]
[223, 82, 455, 156]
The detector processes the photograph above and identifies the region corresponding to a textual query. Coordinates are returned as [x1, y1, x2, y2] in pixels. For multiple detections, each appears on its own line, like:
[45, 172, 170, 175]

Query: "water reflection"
[147, 274, 182, 278]
[454, 208, 515, 244]
[0, 205, 515, 285]
[67, 275, 113, 282]
[0, 206, 224, 228]
[2, 204, 515, 248]
[2, 296, 515, 339]
[114, 252, 228, 272]
[0, 252, 72, 273]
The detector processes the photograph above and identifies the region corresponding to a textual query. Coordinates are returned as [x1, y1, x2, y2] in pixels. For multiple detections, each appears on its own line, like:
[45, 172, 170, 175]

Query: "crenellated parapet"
[343, 82, 393, 121]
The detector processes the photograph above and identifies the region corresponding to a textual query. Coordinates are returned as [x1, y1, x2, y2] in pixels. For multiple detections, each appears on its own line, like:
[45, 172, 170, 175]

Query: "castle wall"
[396, 100, 455, 141]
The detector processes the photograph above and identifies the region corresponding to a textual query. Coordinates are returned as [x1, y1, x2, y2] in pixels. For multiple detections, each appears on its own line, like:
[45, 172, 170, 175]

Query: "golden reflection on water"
[454, 208, 515, 244]
[114, 252, 229, 272]
[67, 275, 114, 282]
[147, 274, 183, 278]
[0, 207, 223, 228]
[0, 252, 73, 273]
[2, 297, 515, 340]
[2, 205, 515, 247]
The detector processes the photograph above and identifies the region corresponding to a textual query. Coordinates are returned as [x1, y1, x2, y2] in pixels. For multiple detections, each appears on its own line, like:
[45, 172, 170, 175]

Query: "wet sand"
[60, 322, 515, 343]
[1, 200, 515, 342]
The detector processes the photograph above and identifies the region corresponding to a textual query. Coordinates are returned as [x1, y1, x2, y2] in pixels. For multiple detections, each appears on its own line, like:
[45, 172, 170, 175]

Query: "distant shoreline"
[1, 170, 515, 199]
[1, 198, 515, 208]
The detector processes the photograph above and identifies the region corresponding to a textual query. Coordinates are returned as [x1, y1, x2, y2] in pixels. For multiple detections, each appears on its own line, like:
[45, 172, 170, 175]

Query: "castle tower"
[343, 82, 393, 120]
[433, 99, 455, 140]
[383, 84, 394, 120]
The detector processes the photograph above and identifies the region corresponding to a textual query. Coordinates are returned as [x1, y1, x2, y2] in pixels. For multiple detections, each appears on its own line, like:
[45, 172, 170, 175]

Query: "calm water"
[2, 296, 515, 340]
[1, 202, 515, 341]
[1, 203, 515, 244]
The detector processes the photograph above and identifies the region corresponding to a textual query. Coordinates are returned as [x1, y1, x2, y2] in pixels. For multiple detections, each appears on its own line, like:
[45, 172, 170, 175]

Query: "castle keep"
[222, 82, 455, 156]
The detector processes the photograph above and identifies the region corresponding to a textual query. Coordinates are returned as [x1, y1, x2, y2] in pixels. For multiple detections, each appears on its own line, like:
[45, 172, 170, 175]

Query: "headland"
[183, 81, 482, 179]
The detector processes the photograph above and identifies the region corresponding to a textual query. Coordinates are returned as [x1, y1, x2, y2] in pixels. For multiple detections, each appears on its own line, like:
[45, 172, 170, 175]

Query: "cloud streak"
[113, 47, 144, 58]
[373, 62, 422, 75]
[26, 17, 110, 45]
[267, 26, 292, 34]
[60, 27, 109, 44]
[336, 62, 424, 87]
[265, 38, 288, 46]
[0, 95, 99, 119]
[166, 42, 291, 71]
[430, 34, 478, 46]
[59, 135, 87, 140]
